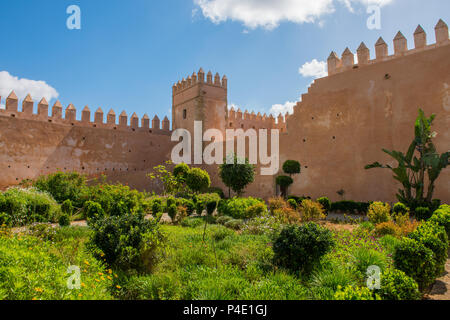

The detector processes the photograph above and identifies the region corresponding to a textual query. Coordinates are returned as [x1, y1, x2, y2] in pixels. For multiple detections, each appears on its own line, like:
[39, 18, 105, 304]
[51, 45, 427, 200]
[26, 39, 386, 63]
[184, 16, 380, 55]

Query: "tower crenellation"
[328, 19, 449, 76]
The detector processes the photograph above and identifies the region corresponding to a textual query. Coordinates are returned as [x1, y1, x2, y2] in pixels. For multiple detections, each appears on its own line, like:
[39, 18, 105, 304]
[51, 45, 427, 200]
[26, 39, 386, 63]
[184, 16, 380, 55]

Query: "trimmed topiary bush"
[151, 198, 163, 216]
[377, 269, 421, 300]
[186, 168, 211, 193]
[415, 207, 432, 221]
[167, 204, 178, 222]
[84, 201, 105, 222]
[393, 237, 436, 291]
[58, 214, 71, 227]
[408, 221, 448, 276]
[367, 202, 391, 224]
[173, 163, 190, 182]
[273, 223, 334, 275]
[317, 197, 331, 213]
[430, 204, 450, 237]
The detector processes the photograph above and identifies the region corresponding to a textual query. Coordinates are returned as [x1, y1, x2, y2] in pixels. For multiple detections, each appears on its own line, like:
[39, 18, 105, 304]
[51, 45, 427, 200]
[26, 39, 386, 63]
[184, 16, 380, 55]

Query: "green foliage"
[351, 247, 387, 276]
[367, 202, 391, 224]
[219, 155, 255, 196]
[393, 202, 409, 215]
[317, 197, 331, 212]
[273, 223, 335, 275]
[61, 199, 74, 215]
[299, 199, 326, 222]
[330, 201, 370, 214]
[207, 187, 225, 199]
[275, 176, 293, 198]
[0, 231, 113, 300]
[218, 197, 265, 219]
[84, 201, 105, 221]
[58, 214, 71, 227]
[282, 160, 301, 176]
[167, 204, 178, 222]
[216, 215, 233, 226]
[148, 161, 187, 195]
[224, 219, 244, 230]
[88, 213, 163, 272]
[365, 109, 449, 209]
[393, 238, 436, 291]
[186, 168, 211, 193]
[181, 217, 204, 228]
[245, 202, 268, 218]
[377, 269, 421, 300]
[408, 221, 448, 276]
[430, 204, 450, 237]
[33, 171, 88, 207]
[414, 207, 431, 221]
[287, 199, 297, 209]
[334, 285, 380, 300]
[86, 184, 148, 218]
[173, 163, 190, 182]
[0, 187, 62, 226]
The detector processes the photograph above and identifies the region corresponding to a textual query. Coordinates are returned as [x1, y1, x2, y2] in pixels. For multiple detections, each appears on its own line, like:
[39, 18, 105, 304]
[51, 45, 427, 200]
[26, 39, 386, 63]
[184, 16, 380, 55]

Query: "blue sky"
[0, 0, 449, 122]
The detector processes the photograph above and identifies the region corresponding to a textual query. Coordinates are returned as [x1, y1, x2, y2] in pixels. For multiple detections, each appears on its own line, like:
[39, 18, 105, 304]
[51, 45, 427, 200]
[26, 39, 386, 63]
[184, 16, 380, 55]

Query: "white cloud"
[299, 59, 328, 79]
[269, 101, 296, 116]
[0, 71, 59, 104]
[194, 0, 394, 30]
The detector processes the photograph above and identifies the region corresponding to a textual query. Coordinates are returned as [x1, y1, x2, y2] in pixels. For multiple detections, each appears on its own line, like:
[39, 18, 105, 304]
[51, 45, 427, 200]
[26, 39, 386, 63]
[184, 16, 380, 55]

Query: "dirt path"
[428, 258, 450, 300]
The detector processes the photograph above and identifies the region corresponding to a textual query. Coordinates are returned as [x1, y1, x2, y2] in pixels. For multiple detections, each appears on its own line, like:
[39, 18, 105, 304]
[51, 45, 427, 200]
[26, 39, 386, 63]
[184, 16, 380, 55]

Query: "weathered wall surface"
[0, 108, 174, 192]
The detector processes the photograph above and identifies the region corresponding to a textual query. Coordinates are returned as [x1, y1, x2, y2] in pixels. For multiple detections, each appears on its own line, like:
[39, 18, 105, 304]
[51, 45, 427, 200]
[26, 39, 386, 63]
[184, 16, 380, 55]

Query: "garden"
[0, 109, 448, 301]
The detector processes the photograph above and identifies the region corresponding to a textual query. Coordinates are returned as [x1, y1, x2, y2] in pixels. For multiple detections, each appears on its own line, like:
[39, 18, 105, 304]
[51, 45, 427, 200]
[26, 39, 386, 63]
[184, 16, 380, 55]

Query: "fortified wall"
[0, 19, 449, 203]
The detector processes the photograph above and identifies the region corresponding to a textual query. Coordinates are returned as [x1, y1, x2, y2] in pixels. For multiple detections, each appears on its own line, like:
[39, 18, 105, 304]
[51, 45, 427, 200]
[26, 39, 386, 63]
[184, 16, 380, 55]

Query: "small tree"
[282, 160, 301, 177]
[277, 160, 301, 198]
[173, 163, 190, 183]
[186, 168, 211, 193]
[276, 176, 293, 199]
[219, 155, 255, 197]
[366, 109, 449, 209]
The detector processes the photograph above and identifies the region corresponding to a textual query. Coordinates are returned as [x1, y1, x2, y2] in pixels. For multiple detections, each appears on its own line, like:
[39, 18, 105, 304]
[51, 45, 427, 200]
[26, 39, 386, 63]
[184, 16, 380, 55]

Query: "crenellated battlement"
[227, 107, 289, 132]
[328, 19, 450, 76]
[172, 68, 227, 95]
[0, 91, 171, 133]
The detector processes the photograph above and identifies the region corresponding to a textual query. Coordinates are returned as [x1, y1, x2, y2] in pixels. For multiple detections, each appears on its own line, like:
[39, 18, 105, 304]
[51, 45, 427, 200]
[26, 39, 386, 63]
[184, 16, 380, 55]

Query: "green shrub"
[367, 202, 391, 224]
[393, 202, 409, 215]
[207, 187, 225, 199]
[245, 202, 268, 218]
[430, 204, 450, 237]
[317, 197, 331, 213]
[299, 199, 326, 221]
[61, 199, 74, 215]
[275, 175, 293, 188]
[183, 200, 195, 215]
[84, 201, 105, 221]
[241, 215, 283, 237]
[1, 187, 61, 226]
[273, 223, 334, 275]
[334, 285, 380, 300]
[415, 207, 432, 221]
[33, 171, 88, 207]
[351, 247, 387, 276]
[209, 225, 235, 241]
[186, 168, 211, 193]
[167, 204, 178, 222]
[88, 213, 162, 272]
[408, 221, 448, 276]
[282, 160, 301, 176]
[0, 212, 11, 227]
[374, 221, 401, 237]
[377, 269, 421, 300]
[206, 200, 218, 216]
[181, 217, 204, 228]
[393, 238, 436, 291]
[330, 201, 370, 214]
[216, 215, 233, 225]
[224, 219, 244, 230]
[58, 214, 71, 227]
[87, 184, 147, 217]
[219, 197, 265, 220]
[173, 163, 190, 181]
[151, 198, 163, 215]
[287, 199, 297, 209]
[166, 197, 176, 209]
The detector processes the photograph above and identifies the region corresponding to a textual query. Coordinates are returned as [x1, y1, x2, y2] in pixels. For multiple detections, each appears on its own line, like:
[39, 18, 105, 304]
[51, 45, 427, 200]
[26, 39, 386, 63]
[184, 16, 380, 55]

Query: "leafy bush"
[393, 237, 436, 291]
[33, 171, 88, 207]
[393, 202, 409, 215]
[151, 198, 163, 215]
[408, 221, 448, 276]
[299, 200, 326, 222]
[334, 285, 380, 300]
[430, 204, 450, 237]
[415, 207, 432, 221]
[330, 201, 370, 214]
[219, 156, 255, 196]
[87, 184, 148, 217]
[61, 199, 74, 215]
[272, 207, 301, 225]
[218, 197, 265, 220]
[216, 215, 233, 226]
[186, 168, 211, 193]
[0, 187, 62, 226]
[88, 213, 163, 272]
[287, 199, 297, 209]
[317, 197, 331, 213]
[377, 269, 421, 300]
[351, 247, 387, 276]
[268, 197, 287, 212]
[173, 163, 190, 182]
[58, 214, 71, 227]
[84, 201, 105, 221]
[224, 219, 244, 230]
[374, 221, 401, 237]
[207, 187, 225, 199]
[282, 160, 301, 176]
[367, 202, 391, 224]
[167, 204, 178, 222]
[275, 176, 293, 197]
[241, 215, 283, 237]
[166, 197, 176, 209]
[245, 202, 268, 218]
[273, 223, 335, 275]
